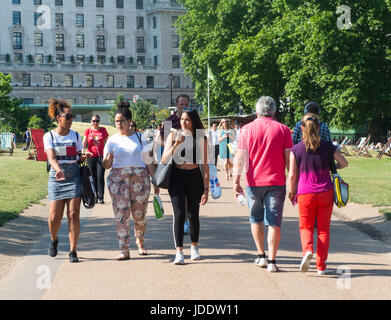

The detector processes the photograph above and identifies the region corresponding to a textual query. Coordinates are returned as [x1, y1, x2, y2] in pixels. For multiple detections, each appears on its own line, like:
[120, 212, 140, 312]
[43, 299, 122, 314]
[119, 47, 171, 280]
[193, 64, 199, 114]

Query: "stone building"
[0, 0, 196, 123]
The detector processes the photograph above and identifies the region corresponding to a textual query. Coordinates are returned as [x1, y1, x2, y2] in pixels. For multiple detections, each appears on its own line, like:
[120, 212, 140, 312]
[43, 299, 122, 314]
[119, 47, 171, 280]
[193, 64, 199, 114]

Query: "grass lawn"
[71, 121, 117, 137]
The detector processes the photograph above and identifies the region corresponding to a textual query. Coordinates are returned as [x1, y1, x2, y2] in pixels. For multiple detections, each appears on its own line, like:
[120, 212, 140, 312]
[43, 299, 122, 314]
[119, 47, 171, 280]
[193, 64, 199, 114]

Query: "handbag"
[329, 144, 349, 208]
[152, 161, 173, 189]
[80, 162, 97, 209]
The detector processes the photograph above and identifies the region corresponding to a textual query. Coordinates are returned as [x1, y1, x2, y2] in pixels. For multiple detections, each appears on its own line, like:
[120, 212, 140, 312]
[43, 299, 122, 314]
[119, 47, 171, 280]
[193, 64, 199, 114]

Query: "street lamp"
[169, 73, 174, 107]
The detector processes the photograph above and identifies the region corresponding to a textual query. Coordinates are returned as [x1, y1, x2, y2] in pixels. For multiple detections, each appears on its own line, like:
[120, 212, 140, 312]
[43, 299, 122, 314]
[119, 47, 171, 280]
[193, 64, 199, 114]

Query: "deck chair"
[30, 128, 47, 161]
[0, 132, 14, 155]
[339, 137, 351, 156]
[377, 137, 391, 159]
[353, 135, 372, 157]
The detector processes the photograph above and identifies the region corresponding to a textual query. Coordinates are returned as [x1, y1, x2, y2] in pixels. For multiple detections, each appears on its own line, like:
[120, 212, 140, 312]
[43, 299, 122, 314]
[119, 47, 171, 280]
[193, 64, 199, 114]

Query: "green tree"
[0, 73, 29, 133]
[110, 93, 125, 126]
[131, 100, 154, 130]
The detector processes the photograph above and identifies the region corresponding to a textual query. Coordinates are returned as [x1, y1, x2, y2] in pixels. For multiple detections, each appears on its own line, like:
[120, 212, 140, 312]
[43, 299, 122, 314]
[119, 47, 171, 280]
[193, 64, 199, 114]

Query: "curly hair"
[48, 99, 71, 122]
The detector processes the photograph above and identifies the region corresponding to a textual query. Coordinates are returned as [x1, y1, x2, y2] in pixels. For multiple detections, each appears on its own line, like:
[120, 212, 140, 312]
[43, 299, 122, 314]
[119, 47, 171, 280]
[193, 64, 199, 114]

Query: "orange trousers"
[297, 190, 334, 271]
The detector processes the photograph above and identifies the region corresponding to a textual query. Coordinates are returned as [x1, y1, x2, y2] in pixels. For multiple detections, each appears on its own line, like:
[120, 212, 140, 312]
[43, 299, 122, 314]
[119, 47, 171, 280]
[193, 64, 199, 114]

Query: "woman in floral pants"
[103, 102, 158, 260]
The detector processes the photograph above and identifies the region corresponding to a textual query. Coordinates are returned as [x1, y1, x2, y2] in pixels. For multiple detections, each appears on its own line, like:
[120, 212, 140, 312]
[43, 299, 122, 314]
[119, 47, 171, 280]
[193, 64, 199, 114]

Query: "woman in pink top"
[288, 113, 348, 275]
[83, 114, 109, 204]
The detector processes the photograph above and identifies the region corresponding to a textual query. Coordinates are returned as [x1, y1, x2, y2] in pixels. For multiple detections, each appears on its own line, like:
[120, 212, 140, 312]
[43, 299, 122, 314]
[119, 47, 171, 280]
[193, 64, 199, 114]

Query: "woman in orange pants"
[288, 113, 348, 275]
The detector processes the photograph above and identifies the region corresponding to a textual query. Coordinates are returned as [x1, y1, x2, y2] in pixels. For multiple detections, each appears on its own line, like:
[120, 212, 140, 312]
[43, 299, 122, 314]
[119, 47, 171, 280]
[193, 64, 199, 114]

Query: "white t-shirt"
[43, 130, 83, 164]
[209, 129, 219, 146]
[103, 132, 151, 168]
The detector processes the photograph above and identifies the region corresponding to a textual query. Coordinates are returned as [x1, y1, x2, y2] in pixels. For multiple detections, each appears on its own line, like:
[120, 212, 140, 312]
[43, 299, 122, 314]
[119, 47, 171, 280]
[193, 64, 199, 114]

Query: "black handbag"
[152, 161, 173, 189]
[80, 162, 97, 209]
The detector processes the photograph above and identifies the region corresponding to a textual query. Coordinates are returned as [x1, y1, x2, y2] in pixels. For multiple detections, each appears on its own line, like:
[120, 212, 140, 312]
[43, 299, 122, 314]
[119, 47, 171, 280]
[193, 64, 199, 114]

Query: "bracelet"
[204, 187, 210, 191]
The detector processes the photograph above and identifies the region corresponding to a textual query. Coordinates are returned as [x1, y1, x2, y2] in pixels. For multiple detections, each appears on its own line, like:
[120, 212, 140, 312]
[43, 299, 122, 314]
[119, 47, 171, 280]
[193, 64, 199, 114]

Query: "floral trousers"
[107, 167, 150, 250]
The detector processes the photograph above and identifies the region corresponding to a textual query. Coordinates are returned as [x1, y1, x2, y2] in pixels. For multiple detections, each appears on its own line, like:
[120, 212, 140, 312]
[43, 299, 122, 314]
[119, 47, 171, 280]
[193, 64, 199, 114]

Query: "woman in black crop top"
[162, 109, 209, 265]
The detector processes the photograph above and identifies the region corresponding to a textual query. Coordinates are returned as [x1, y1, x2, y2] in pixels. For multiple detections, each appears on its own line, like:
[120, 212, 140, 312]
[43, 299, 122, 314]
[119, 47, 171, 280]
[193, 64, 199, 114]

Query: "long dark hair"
[183, 109, 204, 135]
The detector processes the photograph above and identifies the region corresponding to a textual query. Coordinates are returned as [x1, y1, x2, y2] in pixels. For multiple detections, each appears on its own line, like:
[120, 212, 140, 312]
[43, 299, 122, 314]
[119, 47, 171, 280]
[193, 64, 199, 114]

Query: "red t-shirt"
[236, 117, 293, 187]
[84, 127, 109, 157]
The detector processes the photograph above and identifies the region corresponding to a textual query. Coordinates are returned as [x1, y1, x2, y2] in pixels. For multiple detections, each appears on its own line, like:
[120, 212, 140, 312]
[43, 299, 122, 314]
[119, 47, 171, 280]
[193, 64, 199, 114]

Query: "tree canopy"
[177, 0, 391, 138]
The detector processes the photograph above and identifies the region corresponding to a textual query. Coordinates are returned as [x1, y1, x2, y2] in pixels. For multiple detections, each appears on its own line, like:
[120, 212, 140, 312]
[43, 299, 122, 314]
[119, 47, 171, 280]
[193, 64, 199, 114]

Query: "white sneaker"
[254, 256, 267, 268]
[190, 245, 201, 260]
[267, 261, 279, 272]
[317, 269, 333, 275]
[173, 251, 185, 265]
[300, 251, 313, 273]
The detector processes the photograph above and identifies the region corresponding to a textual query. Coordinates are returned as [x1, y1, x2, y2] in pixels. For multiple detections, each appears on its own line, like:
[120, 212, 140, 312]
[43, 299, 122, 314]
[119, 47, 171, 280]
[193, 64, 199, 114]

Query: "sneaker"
[48, 239, 58, 257]
[300, 251, 313, 273]
[254, 255, 267, 268]
[317, 269, 333, 275]
[267, 260, 279, 272]
[69, 251, 79, 263]
[98, 199, 104, 204]
[173, 251, 185, 265]
[184, 220, 190, 235]
[190, 245, 201, 260]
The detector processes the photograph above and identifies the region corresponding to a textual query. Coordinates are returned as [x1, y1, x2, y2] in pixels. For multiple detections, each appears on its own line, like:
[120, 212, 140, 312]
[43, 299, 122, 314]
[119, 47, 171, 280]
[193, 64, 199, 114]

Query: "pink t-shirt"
[236, 117, 293, 187]
[84, 127, 109, 158]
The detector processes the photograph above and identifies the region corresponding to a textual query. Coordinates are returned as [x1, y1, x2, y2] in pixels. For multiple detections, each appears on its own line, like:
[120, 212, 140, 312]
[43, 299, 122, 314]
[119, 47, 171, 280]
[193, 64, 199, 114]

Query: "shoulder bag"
[329, 143, 349, 208]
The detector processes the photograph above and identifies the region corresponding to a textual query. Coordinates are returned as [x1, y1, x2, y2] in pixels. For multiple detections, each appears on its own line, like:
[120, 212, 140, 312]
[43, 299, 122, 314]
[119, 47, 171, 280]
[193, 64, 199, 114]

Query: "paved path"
[0, 171, 391, 300]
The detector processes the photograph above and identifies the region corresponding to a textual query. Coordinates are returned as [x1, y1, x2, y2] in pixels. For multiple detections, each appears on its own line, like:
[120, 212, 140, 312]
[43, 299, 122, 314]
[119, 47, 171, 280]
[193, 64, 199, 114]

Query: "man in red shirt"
[233, 96, 292, 272]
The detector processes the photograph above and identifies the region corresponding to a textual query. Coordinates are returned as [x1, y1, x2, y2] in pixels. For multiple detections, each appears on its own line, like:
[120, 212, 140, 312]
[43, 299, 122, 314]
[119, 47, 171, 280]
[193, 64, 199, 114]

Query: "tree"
[0, 73, 29, 133]
[110, 93, 125, 126]
[130, 100, 154, 130]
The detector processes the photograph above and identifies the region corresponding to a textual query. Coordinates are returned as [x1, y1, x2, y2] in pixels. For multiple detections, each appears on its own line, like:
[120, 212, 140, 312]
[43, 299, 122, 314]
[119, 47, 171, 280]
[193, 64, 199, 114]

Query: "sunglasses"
[59, 113, 74, 120]
[130, 125, 136, 128]
[91, 120, 100, 123]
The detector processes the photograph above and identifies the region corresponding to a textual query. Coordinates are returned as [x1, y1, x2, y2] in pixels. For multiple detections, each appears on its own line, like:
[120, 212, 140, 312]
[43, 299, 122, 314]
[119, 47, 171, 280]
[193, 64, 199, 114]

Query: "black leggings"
[168, 167, 204, 248]
[87, 156, 105, 201]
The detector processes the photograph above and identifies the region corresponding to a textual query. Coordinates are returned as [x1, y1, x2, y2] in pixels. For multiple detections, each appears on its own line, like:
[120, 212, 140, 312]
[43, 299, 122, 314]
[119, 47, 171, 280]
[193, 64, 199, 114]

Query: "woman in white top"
[43, 99, 85, 263]
[103, 101, 159, 260]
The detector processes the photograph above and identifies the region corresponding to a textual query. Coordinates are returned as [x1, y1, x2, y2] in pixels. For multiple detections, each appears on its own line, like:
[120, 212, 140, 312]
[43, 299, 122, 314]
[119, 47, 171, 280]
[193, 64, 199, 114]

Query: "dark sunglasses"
[60, 113, 74, 120]
[91, 120, 100, 123]
[130, 125, 136, 128]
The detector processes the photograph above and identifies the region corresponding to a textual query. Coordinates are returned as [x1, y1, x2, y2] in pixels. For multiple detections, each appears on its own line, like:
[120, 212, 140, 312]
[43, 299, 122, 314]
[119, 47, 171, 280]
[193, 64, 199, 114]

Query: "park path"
[0, 170, 391, 300]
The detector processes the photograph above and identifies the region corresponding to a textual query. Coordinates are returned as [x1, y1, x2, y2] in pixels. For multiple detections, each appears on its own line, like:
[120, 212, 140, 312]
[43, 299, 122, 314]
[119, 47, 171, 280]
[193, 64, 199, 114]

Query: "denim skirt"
[48, 163, 82, 201]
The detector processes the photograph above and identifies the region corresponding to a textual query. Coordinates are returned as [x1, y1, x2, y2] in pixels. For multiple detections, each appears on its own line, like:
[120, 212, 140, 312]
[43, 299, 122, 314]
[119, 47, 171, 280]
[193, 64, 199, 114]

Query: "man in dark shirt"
[161, 94, 190, 137]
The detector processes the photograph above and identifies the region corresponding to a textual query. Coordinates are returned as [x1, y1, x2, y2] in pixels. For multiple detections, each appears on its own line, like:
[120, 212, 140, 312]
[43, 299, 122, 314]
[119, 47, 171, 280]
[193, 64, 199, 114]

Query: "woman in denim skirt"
[43, 99, 86, 263]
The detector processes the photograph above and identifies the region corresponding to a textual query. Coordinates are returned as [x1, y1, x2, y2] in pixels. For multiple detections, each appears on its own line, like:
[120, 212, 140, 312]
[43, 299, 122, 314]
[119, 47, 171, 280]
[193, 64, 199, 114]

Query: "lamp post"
[169, 73, 174, 107]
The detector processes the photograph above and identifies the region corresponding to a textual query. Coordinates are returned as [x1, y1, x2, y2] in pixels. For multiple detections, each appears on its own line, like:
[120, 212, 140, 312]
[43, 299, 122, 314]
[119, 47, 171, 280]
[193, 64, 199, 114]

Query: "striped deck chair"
[353, 135, 372, 157]
[376, 137, 391, 159]
[0, 132, 14, 155]
[339, 137, 351, 156]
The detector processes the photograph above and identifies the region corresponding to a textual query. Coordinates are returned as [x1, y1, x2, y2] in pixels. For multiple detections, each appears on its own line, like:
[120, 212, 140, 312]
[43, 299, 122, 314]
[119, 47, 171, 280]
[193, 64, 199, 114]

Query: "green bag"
[153, 195, 164, 219]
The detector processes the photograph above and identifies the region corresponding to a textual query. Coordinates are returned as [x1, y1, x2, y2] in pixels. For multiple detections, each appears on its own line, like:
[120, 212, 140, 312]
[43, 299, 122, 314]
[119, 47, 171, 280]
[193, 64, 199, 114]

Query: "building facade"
[0, 0, 195, 115]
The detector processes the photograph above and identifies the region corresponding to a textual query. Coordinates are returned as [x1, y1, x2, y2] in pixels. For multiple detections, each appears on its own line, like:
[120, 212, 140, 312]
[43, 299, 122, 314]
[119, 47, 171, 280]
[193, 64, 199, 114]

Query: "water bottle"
[237, 194, 246, 206]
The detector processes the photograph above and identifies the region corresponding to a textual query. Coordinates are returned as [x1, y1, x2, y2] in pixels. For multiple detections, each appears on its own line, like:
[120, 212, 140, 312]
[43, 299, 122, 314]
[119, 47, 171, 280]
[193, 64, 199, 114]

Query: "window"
[86, 75, 94, 87]
[85, 98, 97, 105]
[137, 56, 145, 64]
[97, 35, 105, 52]
[152, 16, 157, 29]
[76, 14, 84, 27]
[56, 54, 65, 62]
[171, 16, 178, 28]
[14, 53, 23, 62]
[153, 55, 158, 66]
[55, 0, 63, 5]
[77, 55, 85, 64]
[13, 11, 21, 25]
[107, 75, 114, 87]
[136, 36, 144, 53]
[96, 0, 104, 8]
[55, 13, 63, 26]
[76, 34, 84, 48]
[34, 33, 43, 46]
[136, 0, 143, 9]
[116, 0, 123, 8]
[97, 15, 104, 28]
[97, 55, 106, 64]
[136, 16, 144, 29]
[56, 34, 64, 50]
[12, 32, 22, 49]
[117, 16, 124, 29]
[117, 36, 125, 49]
[117, 56, 125, 64]
[35, 54, 43, 63]
[171, 35, 179, 48]
[146, 76, 154, 88]
[172, 55, 180, 69]
[126, 75, 134, 88]
[43, 74, 52, 87]
[12, 0, 20, 4]
[172, 76, 180, 88]
[34, 0, 42, 4]
[65, 74, 73, 87]
[75, 0, 83, 7]
[22, 74, 31, 87]
[153, 36, 157, 49]
[34, 12, 43, 26]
